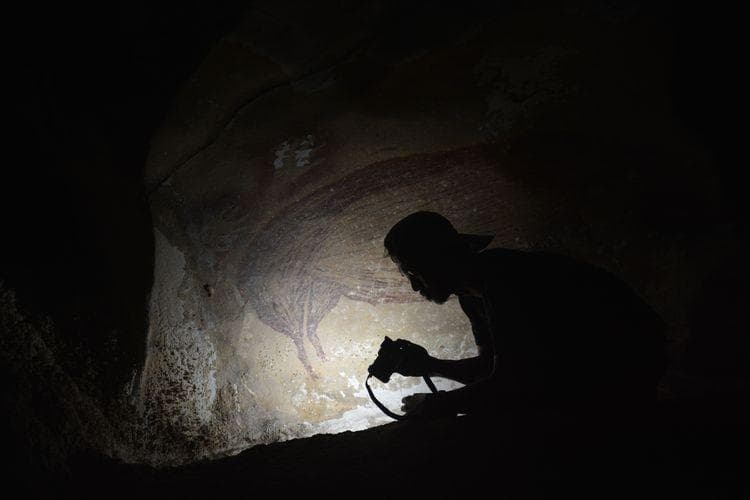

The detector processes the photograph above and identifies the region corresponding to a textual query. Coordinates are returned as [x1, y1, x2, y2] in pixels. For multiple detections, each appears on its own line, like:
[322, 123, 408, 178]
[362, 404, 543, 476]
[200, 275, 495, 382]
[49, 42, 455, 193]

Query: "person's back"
[461, 247, 667, 410]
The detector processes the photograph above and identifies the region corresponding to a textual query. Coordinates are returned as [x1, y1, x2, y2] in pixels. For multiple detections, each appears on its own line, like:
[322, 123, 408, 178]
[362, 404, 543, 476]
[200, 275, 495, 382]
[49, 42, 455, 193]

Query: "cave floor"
[69, 394, 748, 499]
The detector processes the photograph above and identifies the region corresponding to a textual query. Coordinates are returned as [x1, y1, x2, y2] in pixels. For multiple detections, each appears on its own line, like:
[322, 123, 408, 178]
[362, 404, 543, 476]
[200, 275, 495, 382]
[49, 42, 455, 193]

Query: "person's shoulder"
[478, 248, 605, 292]
[474, 247, 531, 298]
[478, 247, 538, 275]
[479, 247, 524, 258]
[526, 250, 623, 283]
[495, 248, 606, 276]
[477, 247, 528, 265]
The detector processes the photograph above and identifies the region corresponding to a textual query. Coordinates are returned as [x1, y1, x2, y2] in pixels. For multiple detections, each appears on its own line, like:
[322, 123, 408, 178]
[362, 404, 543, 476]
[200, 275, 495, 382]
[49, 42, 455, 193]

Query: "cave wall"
[2, 0, 746, 482]
[2, 0, 248, 487]
[140, 0, 741, 464]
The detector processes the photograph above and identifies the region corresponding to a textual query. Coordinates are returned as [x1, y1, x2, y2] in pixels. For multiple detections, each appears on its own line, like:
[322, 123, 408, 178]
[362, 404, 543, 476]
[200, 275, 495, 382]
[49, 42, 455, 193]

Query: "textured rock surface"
[139, 0, 739, 464]
[4, 2, 747, 492]
[0, 285, 131, 480]
[3, 0, 250, 482]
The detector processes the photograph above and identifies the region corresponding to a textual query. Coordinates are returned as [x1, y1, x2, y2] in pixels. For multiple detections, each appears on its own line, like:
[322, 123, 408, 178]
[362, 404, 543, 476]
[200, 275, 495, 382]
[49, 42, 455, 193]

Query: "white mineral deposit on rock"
[274, 141, 291, 169]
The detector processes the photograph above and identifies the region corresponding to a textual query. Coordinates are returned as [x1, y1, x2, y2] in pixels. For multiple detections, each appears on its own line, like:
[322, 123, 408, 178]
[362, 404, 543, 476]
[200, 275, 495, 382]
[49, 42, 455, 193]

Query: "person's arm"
[433, 367, 500, 413]
[404, 294, 504, 417]
[426, 353, 493, 385]
[428, 295, 496, 385]
[402, 353, 501, 416]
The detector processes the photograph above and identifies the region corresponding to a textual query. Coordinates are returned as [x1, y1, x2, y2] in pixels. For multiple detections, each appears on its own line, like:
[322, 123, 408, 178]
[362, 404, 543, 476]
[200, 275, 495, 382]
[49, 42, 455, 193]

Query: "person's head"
[384, 211, 492, 303]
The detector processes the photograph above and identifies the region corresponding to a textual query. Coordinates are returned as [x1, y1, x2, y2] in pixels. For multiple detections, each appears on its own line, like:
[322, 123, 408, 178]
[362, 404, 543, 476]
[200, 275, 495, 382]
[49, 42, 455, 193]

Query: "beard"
[431, 294, 450, 304]
[420, 285, 451, 304]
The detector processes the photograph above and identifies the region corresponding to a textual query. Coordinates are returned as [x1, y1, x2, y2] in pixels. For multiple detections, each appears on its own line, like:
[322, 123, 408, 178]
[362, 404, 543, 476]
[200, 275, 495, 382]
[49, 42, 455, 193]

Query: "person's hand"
[393, 339, 432, 377]
[401, 393, 428, 415]
[400, 392, 456, 419]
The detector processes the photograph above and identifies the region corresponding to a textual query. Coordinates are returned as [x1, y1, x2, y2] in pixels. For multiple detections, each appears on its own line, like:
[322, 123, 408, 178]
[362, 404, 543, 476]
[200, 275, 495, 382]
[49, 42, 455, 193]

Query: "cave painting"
[236, 146, 548, 378]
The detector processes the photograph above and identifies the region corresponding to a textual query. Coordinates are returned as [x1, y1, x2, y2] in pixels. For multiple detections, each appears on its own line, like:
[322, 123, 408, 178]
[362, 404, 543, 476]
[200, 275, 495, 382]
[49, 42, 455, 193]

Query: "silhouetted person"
[383, 211, 667, 418]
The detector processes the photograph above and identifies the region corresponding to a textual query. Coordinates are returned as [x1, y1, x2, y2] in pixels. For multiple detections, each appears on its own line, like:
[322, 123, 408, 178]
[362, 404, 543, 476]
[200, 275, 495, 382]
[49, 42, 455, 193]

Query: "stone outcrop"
[3, 2, 746, 491]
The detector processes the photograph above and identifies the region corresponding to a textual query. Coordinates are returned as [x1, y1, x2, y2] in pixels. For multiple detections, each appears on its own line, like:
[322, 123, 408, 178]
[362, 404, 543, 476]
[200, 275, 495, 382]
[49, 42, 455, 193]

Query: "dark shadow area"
[70, 403, 749, 499]
[2, 1, 748, 498]
[2, 0, 249, 490]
